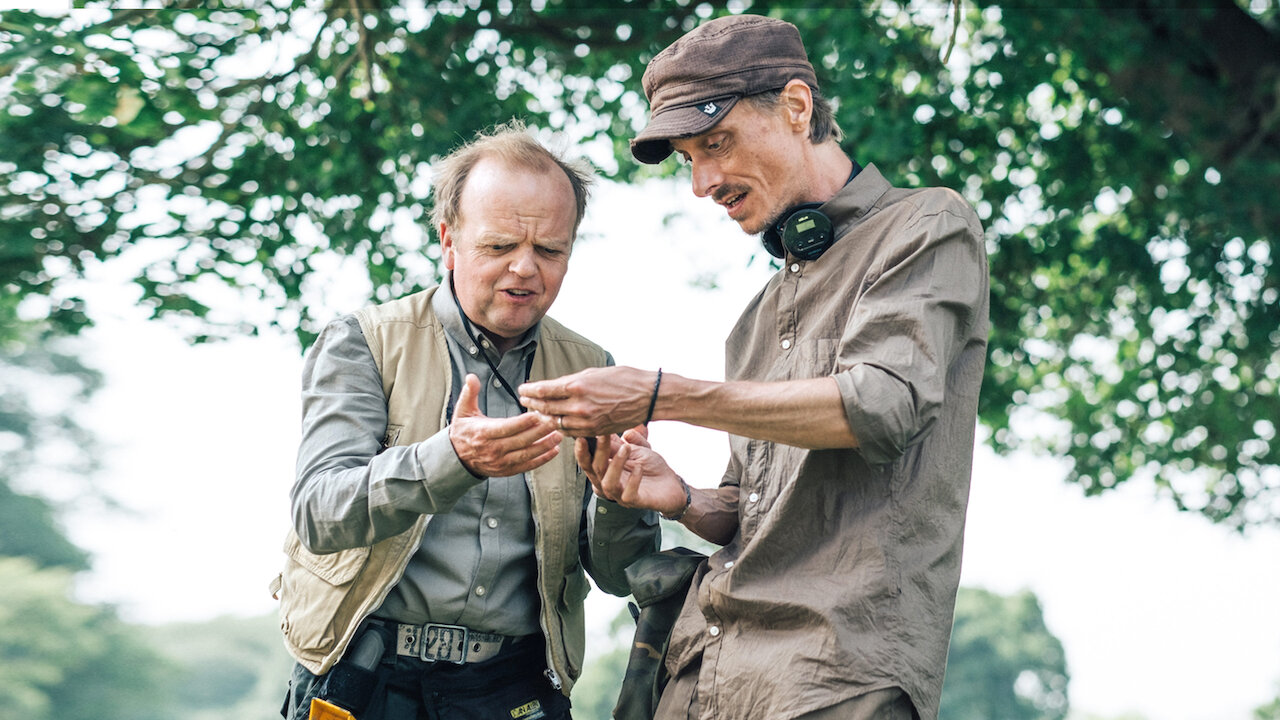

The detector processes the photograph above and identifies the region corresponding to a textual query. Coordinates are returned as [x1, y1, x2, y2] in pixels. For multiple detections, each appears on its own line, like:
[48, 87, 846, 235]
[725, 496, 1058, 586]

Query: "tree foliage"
[0, 557, 176, 720]
[2, 1, 1277, 527]
[0, 320, 101, 570]
[0, 482, 89, 571]
[939, 587, 1069, 720]
[140, 613, 295, 720]
[1257, 686, 1280, 720]
[571, 602, 639, 720]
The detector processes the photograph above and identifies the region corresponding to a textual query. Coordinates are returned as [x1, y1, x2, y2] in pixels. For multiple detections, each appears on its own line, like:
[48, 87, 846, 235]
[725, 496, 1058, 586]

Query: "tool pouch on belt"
[612, 547, 707, 720]
[301, 625, 388, 720]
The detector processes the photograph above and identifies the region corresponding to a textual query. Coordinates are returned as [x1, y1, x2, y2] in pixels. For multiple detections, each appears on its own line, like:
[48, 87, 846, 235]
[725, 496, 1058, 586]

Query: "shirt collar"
[432, 273, 541, 363]
[821, 162, 893, 241]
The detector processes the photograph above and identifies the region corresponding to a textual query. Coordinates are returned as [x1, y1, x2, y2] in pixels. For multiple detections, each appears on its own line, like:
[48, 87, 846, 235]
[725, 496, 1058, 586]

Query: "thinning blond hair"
[430, 120, 593, 237]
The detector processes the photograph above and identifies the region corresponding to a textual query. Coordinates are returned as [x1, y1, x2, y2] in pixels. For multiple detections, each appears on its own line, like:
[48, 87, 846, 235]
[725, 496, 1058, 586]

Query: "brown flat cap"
[630, 15, 818, 164]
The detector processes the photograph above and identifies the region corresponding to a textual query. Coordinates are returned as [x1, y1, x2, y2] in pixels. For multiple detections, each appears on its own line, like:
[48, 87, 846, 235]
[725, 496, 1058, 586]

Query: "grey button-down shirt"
[293, 286, 611, 636]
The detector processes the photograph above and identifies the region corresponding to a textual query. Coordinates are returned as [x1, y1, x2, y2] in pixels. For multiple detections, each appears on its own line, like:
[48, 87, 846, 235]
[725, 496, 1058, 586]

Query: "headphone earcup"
[759, 163, 859, 261]
[781, 207, 833, 261]
[761, 226, 786, 259]
[760, 203, 834, 261]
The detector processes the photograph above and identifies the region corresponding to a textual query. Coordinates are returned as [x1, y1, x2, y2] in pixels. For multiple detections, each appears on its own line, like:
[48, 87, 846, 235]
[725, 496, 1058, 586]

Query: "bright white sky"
[64, 179, 1280, 720]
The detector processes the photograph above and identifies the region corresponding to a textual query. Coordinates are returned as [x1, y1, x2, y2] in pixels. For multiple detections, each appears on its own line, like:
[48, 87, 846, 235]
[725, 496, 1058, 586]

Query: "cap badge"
[700, 102, 719, 116]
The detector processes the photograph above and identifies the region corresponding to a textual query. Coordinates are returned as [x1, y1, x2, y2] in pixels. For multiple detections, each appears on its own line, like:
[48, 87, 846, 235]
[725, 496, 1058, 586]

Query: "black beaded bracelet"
[643, 367, 663, 426]
[662, 478, 692, 522]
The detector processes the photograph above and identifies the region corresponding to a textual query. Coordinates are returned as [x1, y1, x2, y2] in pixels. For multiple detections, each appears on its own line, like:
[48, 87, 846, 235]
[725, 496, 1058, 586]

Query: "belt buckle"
[420, 623, 469, 664]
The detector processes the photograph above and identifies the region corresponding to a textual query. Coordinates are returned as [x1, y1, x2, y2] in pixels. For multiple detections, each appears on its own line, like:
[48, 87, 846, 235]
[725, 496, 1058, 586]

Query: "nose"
[508, 244, 537, 276]
[690, 158, 722, 199]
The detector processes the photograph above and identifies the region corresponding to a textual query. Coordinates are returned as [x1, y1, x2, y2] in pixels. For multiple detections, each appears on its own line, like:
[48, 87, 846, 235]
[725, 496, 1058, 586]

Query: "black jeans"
[284, 633, 573, 720]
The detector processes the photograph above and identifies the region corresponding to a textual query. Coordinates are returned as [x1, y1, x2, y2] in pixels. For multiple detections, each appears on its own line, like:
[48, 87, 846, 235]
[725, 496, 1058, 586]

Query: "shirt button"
[597, 505, 609, 514]
[781, 339, 792, 350]
[492, 377, 502, 388]
[468, 346, 479, 356]
[486, 517, 499, 529]
[724, 561, 734, 569]
[790, 263, 800, 272]
[708, 625, 721, 637]
[474, 586, 487, 596]
[748, 492, 760, 503]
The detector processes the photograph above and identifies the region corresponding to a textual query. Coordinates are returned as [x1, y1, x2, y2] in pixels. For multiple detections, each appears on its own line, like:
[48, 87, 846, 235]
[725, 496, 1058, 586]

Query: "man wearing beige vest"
[275, 121, 660, 720]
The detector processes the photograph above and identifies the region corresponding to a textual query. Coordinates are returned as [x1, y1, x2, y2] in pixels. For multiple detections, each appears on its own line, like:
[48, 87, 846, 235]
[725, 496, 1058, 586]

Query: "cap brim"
[630, 96, 740, 164]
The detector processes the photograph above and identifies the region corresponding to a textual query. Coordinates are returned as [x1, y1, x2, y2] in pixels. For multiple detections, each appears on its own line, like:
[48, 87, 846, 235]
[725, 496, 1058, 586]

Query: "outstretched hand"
[519, 366, 660, 437]
[449, 374, 563, 478]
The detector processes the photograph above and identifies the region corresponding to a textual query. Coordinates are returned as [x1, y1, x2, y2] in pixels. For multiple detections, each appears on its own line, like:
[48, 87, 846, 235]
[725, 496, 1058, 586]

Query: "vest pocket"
[279, 533, 372, 654]
[284, 533, 370, 584]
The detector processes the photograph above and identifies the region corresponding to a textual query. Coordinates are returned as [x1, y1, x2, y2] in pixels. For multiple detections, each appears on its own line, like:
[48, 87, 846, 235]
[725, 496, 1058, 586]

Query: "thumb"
[622, 425, 650, 448]
[454, 374, 483, 419]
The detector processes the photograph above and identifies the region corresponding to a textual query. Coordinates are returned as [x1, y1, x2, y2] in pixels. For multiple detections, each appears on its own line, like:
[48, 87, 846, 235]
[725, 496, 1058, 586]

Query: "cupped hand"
[449, 374, 562, 477]
[586, 438, 687, 517]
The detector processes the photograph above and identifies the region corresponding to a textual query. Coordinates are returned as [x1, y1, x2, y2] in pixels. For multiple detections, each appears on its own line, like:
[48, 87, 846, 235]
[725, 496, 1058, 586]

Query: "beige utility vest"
[274, 286, 607, 692]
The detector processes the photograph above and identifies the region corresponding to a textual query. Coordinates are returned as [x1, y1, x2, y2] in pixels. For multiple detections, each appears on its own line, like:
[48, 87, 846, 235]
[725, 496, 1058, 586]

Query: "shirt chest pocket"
[780, 337, 840, 380]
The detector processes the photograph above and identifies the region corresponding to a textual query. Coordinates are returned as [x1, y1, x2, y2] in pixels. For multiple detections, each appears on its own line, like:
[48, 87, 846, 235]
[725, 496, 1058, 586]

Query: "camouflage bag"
[612, 547, 707, 720]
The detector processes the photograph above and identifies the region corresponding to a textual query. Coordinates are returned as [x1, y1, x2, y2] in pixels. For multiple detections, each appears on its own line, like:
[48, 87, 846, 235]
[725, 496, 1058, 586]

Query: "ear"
[779, 79, 814, 135]
[440, 221, 457, 271]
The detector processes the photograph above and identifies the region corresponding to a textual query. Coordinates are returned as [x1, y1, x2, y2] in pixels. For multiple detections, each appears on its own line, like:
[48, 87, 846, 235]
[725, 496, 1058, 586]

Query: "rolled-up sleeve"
[836, 202, 986, 466]
[292, 316, 479, 554]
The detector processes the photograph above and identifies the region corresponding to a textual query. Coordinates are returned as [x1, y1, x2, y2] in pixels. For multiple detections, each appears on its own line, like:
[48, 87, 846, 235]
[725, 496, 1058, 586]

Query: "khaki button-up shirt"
[665, 165, 989, 720]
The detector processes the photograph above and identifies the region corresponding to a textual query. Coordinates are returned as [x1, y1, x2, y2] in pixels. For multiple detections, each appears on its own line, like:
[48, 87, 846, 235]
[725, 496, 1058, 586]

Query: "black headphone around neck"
[760, 161, 862, 261]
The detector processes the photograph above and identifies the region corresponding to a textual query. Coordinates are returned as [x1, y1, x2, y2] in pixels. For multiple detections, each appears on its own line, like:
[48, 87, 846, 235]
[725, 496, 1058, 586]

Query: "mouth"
[502, 288, 536, 300]
[716, 189, 748, 218]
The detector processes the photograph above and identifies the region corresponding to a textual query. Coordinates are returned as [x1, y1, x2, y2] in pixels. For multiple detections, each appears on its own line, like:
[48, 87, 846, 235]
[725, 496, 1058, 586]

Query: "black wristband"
[644, 368, 662, 426]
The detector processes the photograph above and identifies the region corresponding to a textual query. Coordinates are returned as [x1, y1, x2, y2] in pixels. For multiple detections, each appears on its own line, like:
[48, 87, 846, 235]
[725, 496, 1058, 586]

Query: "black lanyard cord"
[449, 277, 534, 415]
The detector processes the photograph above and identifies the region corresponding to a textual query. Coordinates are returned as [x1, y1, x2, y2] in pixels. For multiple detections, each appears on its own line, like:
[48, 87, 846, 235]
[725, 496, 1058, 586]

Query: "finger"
[518, 396, 557, 417]
[492, 423, 564, 464]
[621, 426, 650, 448]
[517, 378, 570, 403]
[480, 430, 565, 477]
[574, 436, 593, 471]
[618, 461, 645, 507]
[454, 374, 483, 419]
[504, 443, 561, 476]
[575, 437, 605, 490]
[478, 412, 558, 445]
[455, 415, 560, 472]
[577, 438, 609, 496]
[592, 434, 614, 479]
[599, 442, 630, 501]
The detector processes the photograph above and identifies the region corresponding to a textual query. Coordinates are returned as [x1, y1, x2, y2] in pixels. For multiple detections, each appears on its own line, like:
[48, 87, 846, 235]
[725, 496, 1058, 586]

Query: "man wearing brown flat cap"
[521, 14, 989, 720]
